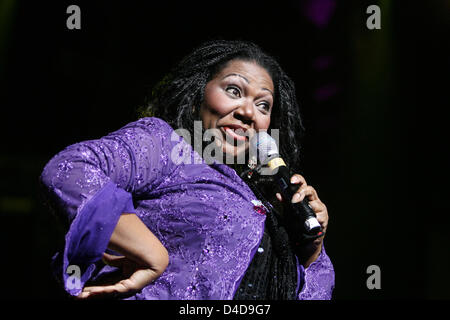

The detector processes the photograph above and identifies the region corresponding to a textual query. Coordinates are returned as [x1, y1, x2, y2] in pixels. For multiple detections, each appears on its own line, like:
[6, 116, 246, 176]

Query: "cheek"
[255, 116, 271, 130]
[203, 87, 235, 116]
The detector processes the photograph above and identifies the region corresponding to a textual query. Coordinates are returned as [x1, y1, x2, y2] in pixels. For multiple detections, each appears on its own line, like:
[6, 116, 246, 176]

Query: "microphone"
[250, 131, 324, 244]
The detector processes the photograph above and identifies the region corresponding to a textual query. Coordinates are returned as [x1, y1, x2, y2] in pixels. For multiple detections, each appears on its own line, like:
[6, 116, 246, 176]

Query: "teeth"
[224, 127, 247, 141]
[229, 128, 246, 135]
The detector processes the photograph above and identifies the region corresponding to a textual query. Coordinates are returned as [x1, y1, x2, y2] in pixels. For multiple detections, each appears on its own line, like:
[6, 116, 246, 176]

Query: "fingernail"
[291, 176, 298, 183]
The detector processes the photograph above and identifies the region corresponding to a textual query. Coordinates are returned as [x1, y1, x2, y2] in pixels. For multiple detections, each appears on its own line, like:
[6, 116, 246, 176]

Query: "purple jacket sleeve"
[39, 117, 177, 296]
[297, 245, 335, 300]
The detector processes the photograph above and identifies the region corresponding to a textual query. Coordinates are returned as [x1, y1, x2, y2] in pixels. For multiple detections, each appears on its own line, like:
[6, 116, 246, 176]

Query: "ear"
[193, 103, 204, 118]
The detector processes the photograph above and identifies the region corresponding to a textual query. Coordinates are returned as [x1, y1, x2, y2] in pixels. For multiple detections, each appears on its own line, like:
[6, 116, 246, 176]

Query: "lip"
[220, 125, 249, 142]
[226, 124, 248, 132]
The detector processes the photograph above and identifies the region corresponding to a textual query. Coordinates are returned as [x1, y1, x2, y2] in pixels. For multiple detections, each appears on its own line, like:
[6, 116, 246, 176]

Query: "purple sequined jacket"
[40, 117, 334, 300]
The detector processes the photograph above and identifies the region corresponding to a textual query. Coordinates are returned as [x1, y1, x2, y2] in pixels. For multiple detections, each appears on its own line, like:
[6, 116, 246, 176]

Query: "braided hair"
[139, 40, 305, 299]
[139, 39, 305, 173]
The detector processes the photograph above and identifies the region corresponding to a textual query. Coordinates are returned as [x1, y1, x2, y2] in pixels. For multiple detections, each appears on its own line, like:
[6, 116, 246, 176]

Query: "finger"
[315, 212, 328, 229]
[303, 185, 319, 201]
[279, 187, 307, 203]
[81, 279, 139, 300]
[308, 201, 328, 230]
[276, 193, 283, 202]
[76, 291, 91, 299]
[308, 199, 326, 214]
[82, 285, 108, 294]
[291, 188, 307, 203]
[115, 279, 137, 292]
[82, 284, 122, 296]
[308, 200, 327, 221]
[291, 180, 311, 203]
[290, 174, 306, 185]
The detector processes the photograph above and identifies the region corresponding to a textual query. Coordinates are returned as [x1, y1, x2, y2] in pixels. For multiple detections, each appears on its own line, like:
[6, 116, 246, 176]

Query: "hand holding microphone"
[250, 132, 327, 246]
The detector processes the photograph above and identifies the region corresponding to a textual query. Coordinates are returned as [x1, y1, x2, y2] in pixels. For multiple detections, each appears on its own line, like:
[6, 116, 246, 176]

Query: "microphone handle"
[274, 164, 324, 243]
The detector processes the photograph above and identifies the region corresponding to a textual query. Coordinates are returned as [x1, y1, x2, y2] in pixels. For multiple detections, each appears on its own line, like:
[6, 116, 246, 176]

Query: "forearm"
[297, 244, 335, 300]
[108, 213, 169, 275]
[296, 239, 323, 268]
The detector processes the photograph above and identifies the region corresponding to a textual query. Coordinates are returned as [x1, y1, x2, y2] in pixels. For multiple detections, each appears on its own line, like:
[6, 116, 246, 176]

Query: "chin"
[222, 142, 248, 163]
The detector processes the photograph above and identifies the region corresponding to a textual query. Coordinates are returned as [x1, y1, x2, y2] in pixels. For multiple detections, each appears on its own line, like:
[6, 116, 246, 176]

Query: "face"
[200, 59, 274, 158]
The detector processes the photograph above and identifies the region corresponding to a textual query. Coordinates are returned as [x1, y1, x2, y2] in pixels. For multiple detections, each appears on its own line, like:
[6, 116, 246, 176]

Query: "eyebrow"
[222, 73, 274, 96]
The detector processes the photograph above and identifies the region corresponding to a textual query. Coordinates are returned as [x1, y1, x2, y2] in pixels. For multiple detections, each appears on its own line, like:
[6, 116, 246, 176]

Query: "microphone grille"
[250, 131, 279, 165]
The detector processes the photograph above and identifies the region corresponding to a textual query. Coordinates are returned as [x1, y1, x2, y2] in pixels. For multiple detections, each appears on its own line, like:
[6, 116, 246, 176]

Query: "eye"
[225, 85, 241, 98]
[257, 102, 271, 113]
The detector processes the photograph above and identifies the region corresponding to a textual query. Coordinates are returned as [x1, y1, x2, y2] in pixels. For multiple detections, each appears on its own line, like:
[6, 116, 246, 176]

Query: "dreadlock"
[139, 40, 306, 300]
[139, 39, 305, 173]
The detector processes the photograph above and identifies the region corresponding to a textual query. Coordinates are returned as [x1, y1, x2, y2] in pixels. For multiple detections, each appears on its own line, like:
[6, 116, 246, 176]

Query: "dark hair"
[140, 40, 304, 300]
[139, 40, 305, 172]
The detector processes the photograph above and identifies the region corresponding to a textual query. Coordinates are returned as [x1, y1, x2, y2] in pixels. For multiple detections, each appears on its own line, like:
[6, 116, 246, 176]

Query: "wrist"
[108, 213, 169, 273]
[296, 240, 323, 268]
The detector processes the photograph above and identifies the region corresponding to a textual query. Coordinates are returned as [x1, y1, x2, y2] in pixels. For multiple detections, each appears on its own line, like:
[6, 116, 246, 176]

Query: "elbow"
[156, 247, 169, 275]
[39, 154, 67, 192]
[158, 247, 170, 274]
[38, 162, 58, 207]
[39, 162, 54, 191]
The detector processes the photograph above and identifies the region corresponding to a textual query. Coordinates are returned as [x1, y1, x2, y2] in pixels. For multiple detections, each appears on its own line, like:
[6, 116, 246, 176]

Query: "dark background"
[0, 0, 448, 300]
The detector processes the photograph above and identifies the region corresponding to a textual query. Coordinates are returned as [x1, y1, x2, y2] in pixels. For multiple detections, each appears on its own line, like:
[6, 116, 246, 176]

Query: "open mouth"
[221, 126, 248, 142]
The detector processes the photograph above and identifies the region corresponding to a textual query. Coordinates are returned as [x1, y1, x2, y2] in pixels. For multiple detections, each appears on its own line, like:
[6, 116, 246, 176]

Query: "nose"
[233, 99, 255, 126]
